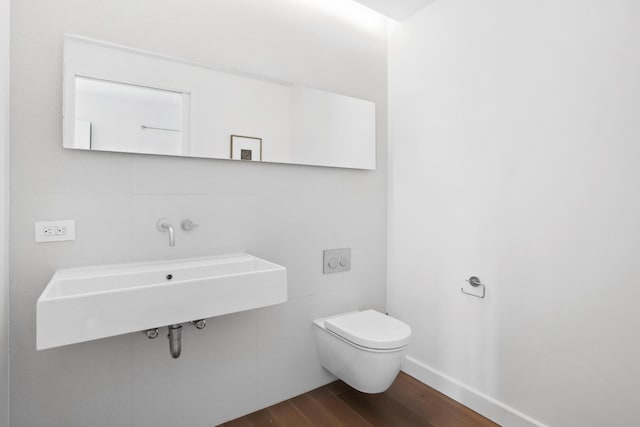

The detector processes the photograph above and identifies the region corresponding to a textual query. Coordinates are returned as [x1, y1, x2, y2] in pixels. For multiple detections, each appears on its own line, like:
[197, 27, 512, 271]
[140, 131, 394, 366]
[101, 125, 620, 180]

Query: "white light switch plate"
[35, 220, 76, 243]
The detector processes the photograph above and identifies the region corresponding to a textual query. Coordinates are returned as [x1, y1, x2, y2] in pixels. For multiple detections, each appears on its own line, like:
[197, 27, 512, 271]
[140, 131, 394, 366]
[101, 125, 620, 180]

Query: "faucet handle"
[181, 219, 199, 231]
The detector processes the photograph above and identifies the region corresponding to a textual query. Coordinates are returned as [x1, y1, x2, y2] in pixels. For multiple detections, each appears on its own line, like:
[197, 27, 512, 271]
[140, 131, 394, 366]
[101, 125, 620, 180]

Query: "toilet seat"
[323, 309, 411, 350]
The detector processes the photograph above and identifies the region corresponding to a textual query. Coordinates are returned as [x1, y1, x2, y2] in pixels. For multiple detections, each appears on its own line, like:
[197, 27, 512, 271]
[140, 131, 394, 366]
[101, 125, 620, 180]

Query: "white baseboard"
[402, 356, 548, 427]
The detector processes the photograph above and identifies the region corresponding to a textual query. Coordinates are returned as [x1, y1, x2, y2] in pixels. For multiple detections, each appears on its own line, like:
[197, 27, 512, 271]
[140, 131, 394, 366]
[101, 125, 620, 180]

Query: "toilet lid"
[324, 310, 411, 350]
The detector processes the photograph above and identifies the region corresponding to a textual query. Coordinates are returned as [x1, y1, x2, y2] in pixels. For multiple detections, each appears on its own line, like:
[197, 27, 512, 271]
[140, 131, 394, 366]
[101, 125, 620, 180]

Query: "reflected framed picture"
[230, 135, 262, 161]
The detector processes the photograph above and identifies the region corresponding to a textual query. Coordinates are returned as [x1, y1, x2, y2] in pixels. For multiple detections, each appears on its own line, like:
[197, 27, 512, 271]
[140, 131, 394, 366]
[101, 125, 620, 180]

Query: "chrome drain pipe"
[168, 324, 182, 359]
[144, 321, 206, 359]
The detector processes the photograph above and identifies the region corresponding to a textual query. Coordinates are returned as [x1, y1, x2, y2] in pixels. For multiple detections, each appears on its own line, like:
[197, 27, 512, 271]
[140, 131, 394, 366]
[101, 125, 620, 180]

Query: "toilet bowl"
[313, 309, 411, 393]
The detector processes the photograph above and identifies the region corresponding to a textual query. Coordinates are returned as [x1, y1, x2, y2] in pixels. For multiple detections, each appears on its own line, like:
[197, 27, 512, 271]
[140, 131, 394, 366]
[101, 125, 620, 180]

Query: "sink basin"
[37, 253, 287, 350]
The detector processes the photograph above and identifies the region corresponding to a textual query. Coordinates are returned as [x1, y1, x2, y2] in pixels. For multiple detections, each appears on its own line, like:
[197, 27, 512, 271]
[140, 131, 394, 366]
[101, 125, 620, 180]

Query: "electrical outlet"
[35, 220, 76, 243]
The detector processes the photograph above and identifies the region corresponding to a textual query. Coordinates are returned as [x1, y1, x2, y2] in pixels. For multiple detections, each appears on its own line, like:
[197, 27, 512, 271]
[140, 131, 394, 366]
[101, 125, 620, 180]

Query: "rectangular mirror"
[63, 35, 376, 169]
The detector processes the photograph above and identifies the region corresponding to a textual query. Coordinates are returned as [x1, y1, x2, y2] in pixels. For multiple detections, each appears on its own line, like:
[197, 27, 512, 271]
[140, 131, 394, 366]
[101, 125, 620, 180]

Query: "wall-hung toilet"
[313, 309, 411, 393]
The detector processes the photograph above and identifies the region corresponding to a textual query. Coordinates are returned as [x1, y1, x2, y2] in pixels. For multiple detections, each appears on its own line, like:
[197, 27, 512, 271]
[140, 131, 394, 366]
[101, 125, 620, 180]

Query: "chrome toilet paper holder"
[461, 276, 486, 299]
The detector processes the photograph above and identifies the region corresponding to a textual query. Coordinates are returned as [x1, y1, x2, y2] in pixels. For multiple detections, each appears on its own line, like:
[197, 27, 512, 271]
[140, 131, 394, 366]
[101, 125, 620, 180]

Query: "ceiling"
[351, 0, 435, 21]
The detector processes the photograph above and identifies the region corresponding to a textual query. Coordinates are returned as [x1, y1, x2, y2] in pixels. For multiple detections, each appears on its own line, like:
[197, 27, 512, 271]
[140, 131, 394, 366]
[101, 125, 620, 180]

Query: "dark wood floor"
[219, 372, 499, 427]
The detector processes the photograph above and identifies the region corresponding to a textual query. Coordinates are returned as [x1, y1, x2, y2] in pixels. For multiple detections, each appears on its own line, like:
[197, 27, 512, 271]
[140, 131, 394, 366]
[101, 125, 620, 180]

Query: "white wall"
[10, 0, 389, 426]
[0, 0, 8, 425]
[388, 1, 640, 426]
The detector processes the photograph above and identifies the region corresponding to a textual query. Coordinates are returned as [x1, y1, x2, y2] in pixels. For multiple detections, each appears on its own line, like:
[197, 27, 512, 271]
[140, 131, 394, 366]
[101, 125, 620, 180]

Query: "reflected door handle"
[141, 125, 181, 132]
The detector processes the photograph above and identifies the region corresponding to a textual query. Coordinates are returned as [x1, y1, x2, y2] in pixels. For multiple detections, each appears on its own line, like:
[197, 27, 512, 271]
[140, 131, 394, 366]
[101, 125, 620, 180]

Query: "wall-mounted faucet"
[157, 219, 175, 247]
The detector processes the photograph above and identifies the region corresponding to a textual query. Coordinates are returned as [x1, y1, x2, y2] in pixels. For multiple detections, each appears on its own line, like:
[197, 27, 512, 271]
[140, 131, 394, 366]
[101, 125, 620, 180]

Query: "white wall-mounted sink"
[37, 253, 287, 350]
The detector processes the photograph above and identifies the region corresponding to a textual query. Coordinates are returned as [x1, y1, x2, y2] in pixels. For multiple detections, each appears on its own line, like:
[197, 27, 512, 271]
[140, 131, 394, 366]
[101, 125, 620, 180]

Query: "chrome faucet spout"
[167, 225, 175, 246]
[157, 219, 176, 247]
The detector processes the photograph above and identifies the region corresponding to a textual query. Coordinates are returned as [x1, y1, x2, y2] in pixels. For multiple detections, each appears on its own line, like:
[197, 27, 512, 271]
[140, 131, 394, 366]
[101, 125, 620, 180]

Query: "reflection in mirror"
[63, 35, 376, 169]
[74, 77, 190, 156]
[230, 135, 262, 162]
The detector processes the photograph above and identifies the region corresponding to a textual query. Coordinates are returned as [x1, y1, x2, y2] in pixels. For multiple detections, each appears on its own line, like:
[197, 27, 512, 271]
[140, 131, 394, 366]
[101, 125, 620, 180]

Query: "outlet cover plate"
[35, 220, 76, 243]
[323, 248, 351, 274]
